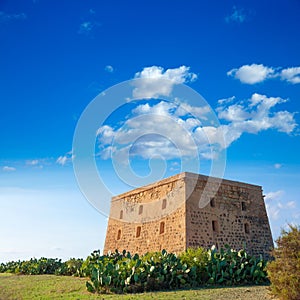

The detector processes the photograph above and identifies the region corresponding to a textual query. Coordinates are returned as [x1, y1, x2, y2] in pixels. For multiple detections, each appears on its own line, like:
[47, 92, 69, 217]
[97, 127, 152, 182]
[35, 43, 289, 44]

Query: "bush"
[267, 224, 300, 300]
[179, 247, 209, 284]
[205, 245, 268, 285]
[85, 246, 269, 294]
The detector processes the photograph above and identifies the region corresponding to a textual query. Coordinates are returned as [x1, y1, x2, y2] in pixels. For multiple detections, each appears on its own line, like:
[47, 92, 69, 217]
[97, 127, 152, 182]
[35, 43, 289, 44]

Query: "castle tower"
[104, 172, 273, 258]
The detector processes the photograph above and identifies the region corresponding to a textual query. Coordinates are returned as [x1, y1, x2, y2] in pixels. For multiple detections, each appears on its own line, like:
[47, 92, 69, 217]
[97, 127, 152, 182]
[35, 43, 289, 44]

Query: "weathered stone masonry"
[104, 172, 273, 258]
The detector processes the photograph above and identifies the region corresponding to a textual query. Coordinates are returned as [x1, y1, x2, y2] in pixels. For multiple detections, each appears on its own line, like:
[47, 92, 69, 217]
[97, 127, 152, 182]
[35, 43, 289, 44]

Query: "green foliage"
[179, 247, 209, 284]
[205, 245, 268, 285]
[0, 245, 270, 295]
[0, 257, 82, 276]
[55, 258, 83, 276]
[85, 246, 268, 294]
[267, 224, 300, 300]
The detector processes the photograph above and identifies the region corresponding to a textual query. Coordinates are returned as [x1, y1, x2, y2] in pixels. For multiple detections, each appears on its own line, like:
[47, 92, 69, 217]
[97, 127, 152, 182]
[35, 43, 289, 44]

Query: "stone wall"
[184, 173, 273, 258]
[103, 172, 273, 258]
[103, 174, 187, 254]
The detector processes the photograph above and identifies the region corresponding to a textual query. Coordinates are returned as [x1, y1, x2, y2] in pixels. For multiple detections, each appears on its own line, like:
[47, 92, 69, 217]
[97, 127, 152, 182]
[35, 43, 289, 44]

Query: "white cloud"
[216, 93, 297, 147]
[0, 11, 27, 23]
[97, 101, 210, 162]
[96, 92, 297, 162]
[56, 151, 74, 166]
[225, 6, 246, 23]
[227, 64, 275, 84]
[280, 67, 300, 84]
[56, 156, 68, 166]
[265, 190, 284, 201]
[2, 166, 16, 172]
[132, 66, 197, 98]
[274, 163, 282, 169]
[228, 64, 300, 85]
[265, 190, 298, 222]
[286, 201, 296, 209]
[104, 65, 114, 73]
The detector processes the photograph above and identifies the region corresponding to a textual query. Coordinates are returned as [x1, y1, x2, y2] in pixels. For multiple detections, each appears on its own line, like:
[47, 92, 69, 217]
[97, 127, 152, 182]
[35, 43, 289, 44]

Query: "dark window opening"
[210, 198, 216, 207]
[160, 222, 165, 234]
[120, 210, 123, 219]
[136, 226, 141, 238]
[241, 202, 246, 211]
[117, 229, 121, 240]
[212, 220, 219, 232]
[244, 223, 250, 234]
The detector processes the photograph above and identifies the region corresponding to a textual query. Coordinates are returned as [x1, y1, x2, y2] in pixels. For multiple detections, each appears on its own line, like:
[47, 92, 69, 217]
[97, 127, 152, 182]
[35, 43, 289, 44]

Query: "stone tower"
[104, 172, 273, 258]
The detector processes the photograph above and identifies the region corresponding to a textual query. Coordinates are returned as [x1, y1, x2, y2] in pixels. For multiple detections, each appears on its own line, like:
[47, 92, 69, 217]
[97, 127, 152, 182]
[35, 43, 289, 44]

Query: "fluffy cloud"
[228, 64, 300, 84]
[227, 64, 275, 84]
[97, 93, 297, 162]
[216, 93, 296, 147]
[2, 166, 16, 172]
[280, 67, 300, 84]
[132, 66, 197, 98]
[274, 163, 282, 169]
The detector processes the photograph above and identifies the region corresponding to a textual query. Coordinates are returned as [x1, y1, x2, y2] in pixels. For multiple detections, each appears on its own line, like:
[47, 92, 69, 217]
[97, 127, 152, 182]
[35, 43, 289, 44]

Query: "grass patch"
[0, 273, 275, 300]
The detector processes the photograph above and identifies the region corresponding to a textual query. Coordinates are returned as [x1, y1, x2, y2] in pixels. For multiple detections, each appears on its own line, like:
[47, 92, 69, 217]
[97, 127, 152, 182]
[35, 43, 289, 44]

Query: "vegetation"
[0, 245, 269, 295]
[0, 274, 273, 300]
[267, 224, 300, 300]
[0, 257, 83, 276]
[85, 246, 269, 294]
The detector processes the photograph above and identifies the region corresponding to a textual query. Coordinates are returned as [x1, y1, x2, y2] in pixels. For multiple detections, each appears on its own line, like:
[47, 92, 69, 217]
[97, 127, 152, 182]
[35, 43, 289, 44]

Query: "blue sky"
[1, 0, 300, 262]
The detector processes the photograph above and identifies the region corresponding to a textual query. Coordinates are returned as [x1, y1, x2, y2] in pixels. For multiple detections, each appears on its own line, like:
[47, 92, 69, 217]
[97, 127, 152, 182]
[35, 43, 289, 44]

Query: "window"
[244, 223, 250, 234]
[119, 210, 123, 219]
[241, 202, 246, 211]
[139, 205, 143, 215]
[117, 229, 121, 240]
[160, 221, 165, 234]
[212, 220, 219, 232]
[136, 226, 141, 238]
[210, 198, 216, 207]
[162, 199, 167, 209]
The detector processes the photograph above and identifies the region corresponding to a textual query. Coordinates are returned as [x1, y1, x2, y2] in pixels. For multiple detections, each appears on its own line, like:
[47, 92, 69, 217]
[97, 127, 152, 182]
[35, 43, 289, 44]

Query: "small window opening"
[162, 199, 167, 209]
[136, 226, 141, 238]
[139, 205, 143, 215]
[160, 221, 165, 234]
[120, 210, 123, 219]
[117, 229, 121, 240]
[241, 202, 246, 211]
[210, 198, 216, 207]
[244, 223, 250, 234]
[212, 220, 219, 232]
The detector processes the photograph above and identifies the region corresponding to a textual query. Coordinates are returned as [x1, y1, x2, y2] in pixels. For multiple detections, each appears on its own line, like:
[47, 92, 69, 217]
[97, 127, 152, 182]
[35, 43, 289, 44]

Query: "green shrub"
[55, 258, 83, 276]
[205, 245, 268, 285]
[179, 247, 209, 284]
[85, 246, 268, 294]
[267, 224, 300, 300]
